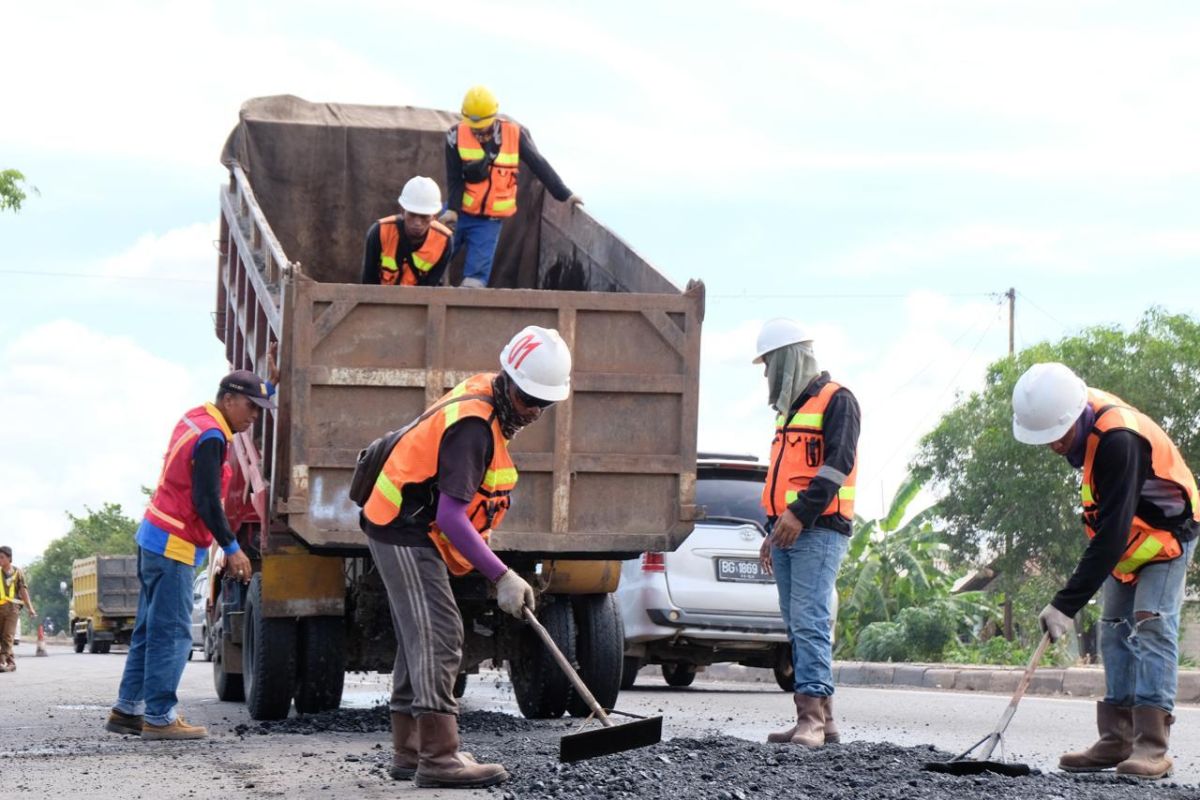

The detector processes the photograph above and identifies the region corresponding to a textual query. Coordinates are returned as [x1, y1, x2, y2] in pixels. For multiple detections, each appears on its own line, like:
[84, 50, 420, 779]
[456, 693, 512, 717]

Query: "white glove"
[496, 570, 535, 619]
[1039, 603, 1073, 642]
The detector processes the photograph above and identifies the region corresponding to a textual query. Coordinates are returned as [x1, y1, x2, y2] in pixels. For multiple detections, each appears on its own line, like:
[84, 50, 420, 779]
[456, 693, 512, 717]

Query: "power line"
[1016, 290, 1066, 330]
[0, 269, 211, 284]
[709, 291, 996, 300]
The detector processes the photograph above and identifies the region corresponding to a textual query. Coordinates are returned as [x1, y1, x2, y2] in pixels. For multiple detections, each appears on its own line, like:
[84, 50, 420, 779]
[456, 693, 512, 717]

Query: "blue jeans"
[773, 526, 848, 697]
[1101, 536, 1196, 712]
[452, 213, 504, 286]
[114, 548, 196, 726]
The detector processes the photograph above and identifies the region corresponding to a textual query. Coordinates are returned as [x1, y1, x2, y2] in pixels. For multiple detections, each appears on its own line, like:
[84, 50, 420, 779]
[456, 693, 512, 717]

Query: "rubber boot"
[822, 696, 840, 744]
[1058, 701, 1132, 772]
[766, 716, 797, 743]
[414, 712, 509, 788]
[788, 694, 826, 747]
[390, 712, 419, 780]
[1115, 706, 1174, 779]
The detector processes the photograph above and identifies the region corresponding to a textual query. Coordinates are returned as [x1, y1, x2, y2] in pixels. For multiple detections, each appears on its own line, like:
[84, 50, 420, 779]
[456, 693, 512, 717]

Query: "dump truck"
[207, 96, 704, 721]
[70, 555, 139, 654]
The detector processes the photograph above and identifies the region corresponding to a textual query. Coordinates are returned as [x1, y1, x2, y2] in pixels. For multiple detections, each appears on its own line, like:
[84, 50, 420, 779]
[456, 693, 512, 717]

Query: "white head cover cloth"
[765, 341, 820, 416]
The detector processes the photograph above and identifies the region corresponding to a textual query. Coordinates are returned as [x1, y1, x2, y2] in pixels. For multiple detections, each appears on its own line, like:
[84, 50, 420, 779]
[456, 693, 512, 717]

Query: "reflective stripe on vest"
[377, 216, 451, 286]
[0, 571, 16, 604]
[1080, 388, 1198, 582]
[456, 120, 520, 218]
[763, 380, 858, 521]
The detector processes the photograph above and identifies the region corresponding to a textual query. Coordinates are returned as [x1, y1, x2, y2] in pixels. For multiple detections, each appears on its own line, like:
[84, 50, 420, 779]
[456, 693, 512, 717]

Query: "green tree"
[911, 308, 1200, 645]
[1, 169, 36, 213]
[23, 503, 138, 632]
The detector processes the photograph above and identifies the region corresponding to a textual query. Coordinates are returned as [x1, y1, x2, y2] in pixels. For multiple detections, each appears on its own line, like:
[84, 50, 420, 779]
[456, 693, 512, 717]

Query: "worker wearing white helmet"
[360, 326, 571, 788]
[361, 176, 453, 286]
[754, 319, 860, 748]
[1012, 363, 1198, 779]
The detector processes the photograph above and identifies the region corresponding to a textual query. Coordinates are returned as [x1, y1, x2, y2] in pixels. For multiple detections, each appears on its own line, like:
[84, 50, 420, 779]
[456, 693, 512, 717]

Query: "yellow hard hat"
[461, 85, 499, 129]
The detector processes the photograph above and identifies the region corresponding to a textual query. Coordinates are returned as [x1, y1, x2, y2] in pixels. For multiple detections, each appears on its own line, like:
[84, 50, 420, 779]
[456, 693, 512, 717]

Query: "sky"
[2, 1, 1199, 563]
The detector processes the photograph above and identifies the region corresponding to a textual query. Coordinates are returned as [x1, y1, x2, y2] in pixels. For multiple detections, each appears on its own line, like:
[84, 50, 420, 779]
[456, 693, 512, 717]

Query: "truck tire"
[243, 574, 298, 720]
[86, 621, 99, 654]
[293, 616, 346, 714]
[453, 672, 468, 699]
[509, 598, 575, 719]
[620, 656, 641, 690]
[213, 640, 245, 702]
[662, 662, 696, 687]
[773, 644, 795, 692]
[567, 594, 624, 717]
[97, 641, 111, 655]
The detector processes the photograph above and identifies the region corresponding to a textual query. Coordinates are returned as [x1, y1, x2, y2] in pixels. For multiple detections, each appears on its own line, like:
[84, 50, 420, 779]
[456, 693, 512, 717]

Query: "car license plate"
[714, 557, 772, 583]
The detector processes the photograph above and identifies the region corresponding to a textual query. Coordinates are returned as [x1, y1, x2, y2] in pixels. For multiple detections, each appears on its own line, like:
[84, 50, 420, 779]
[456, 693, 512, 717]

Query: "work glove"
[1038, 603, 1073, 642]
[496, 569, 536, 619]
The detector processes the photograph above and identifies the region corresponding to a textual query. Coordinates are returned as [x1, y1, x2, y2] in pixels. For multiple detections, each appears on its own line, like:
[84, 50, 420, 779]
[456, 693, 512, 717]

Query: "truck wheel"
[86, 621, 99, 654]
[73, 622, 86, 654]
[243, 574, 298, 720]
[509, 597, 575, 719]
[620, 656, 641, 690]
[97, 642, 111, 655]
[662, 662, 696, 687]
[453, 672, 468, 699]
[213, 636, 245, 702]
[202, 625, 214, 663]
[567, 594, 624, 717]
[293, 616, 346, 714]
[773, 645, 795, 692]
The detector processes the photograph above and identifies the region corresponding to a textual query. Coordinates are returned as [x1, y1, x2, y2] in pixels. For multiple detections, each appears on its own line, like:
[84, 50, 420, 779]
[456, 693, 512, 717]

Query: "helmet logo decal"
[507, 334, 542, 370]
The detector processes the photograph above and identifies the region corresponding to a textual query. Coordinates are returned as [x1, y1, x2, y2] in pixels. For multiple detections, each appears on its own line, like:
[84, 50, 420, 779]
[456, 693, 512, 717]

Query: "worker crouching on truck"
[755, 319, 860, 748]
[361, 176, 453, 286]
[105, 367, 276, 740]
[1012, 363, 1198, 779]
[360, 326, 571, 788]
[1, 546, 38, 672]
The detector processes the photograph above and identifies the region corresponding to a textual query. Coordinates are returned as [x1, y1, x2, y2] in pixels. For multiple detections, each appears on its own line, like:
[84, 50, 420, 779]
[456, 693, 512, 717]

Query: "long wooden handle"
[980, 632, 1052, 759]
[523, 606, 613, 727]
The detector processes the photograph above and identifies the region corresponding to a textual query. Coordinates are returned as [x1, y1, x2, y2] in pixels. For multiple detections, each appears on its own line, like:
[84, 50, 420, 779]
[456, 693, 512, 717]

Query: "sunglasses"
[514, 385, 555, 409]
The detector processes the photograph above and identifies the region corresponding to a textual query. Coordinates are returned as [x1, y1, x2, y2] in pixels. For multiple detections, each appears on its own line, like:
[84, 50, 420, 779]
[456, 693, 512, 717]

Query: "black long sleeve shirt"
[192, 438, 237, 550]
[360, 220, 451, 286]
[445, 121, 572, 213]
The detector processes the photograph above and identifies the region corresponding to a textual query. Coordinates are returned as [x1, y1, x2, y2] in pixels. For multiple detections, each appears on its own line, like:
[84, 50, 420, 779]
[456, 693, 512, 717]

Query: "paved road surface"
[4, 642, 1197, 797]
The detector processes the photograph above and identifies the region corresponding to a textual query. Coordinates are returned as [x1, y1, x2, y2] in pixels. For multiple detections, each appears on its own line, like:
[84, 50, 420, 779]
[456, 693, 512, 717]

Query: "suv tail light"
[641, 552, 665, 572]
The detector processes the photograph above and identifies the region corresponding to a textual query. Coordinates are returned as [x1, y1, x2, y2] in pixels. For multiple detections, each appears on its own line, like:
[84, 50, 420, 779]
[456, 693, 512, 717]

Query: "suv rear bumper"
[646, 608, 788, 638]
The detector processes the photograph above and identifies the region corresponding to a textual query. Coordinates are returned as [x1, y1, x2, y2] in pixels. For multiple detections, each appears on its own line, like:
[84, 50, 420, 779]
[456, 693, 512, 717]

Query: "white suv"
[616, 455, 796, 690]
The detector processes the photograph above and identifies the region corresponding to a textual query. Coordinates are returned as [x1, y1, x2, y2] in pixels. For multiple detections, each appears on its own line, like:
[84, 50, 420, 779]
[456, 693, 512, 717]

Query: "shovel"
[522, 606, 663, 763]
[924, 632, 1052, 777]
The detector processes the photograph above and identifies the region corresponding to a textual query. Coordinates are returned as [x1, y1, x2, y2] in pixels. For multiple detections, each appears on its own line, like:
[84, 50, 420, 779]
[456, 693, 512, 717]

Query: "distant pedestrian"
[362, 176, 453, 287]
[0, 546, 38, 672]
[754, 319, 860, 748]
[1012, 363, 1198, 779]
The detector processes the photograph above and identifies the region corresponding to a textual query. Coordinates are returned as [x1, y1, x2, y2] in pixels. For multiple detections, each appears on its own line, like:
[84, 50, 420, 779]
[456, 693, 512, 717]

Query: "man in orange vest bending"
[1013, 362, 1198, 780]
[105, 368, 274, 740]
[361, 326, 571, 788]
[443, 86, 581, 288]
[362, 176, 452, 287]
[754, 318, 860, 748]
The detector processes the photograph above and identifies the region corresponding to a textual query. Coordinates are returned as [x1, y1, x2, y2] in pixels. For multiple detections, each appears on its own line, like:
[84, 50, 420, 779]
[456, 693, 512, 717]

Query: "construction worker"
[755, 319, 860, 748]
[361, 325, 571, 788]
[362, 176, 453, 286]
[442, 85, 581, 288]
[0, 546, 38, 672]
[105, 366, 277, 740]
[1012, 363, 1198, 779]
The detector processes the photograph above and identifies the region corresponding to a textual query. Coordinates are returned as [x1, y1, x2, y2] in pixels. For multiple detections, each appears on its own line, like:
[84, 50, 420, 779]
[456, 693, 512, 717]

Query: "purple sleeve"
[436, 496, 508, 581]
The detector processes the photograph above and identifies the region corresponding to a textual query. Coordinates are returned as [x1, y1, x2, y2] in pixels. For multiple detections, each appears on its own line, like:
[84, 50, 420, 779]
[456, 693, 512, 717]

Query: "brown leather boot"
[766, 716, 797, 743]
[822, 696, 840, 744]
[1059, 701, 1132, 772]
[390, 711, 419, 780]
[788, 694, 826, 747]
[105, 709, 145, 736]
[414, 712, 508, 788]
[142, 715, 207, 740]
[1116, 706, 1174, 779]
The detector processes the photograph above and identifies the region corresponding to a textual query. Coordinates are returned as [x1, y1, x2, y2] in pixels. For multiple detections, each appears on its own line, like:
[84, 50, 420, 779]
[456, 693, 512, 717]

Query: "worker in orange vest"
[1013, 362, 1198, 780]
[755, 319, 860, 748]
[0, 546, 37, 672]
[362, 176, 453, 286]
[441, 86, 581, 288]
[361, 326, 571, 788]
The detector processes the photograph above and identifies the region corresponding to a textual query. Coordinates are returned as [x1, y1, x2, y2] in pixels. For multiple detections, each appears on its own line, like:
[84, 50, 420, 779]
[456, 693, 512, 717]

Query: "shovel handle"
[978, 632, 1052, 760]
[523, 606, 613, 727]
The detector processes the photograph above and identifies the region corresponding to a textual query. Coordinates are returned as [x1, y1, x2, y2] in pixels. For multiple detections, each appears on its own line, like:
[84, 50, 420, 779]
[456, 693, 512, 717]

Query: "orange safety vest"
[763, 380, 858, 521]
[377, 216, 452, 286]
[1081, 388, 1199, 583]
[456, 120, 520, 218]
[363, 374, 518, 576]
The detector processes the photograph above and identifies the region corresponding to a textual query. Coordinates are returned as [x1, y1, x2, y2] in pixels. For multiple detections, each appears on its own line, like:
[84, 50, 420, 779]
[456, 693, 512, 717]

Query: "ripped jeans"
[1100, 537, 1196, 712]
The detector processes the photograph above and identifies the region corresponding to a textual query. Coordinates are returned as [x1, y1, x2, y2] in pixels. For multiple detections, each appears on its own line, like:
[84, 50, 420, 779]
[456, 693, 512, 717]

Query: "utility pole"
[1003, 286, 1016, 639]
[1006, 287, 1015, 356]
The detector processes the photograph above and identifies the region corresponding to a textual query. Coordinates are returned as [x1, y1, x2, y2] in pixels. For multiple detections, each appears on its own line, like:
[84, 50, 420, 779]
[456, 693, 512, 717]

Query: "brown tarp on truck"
[220, 95, 675, 293]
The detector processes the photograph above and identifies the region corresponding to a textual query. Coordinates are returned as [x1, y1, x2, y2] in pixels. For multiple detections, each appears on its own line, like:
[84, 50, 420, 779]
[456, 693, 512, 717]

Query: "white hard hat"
[1012, 362, 1088, 445]
[500, 326, 573, 402]
[752, 318, 812, 364]
[397, 176, 442, 215]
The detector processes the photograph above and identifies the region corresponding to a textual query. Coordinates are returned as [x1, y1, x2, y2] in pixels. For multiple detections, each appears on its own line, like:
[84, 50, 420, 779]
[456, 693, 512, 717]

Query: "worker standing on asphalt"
[105, 366, 277, 740]
[360, 326, 571, 788]
[0, 546, 38, 673]
[361, 176, 453, 286]
[755, 319, 860, 748]
[1012, 362, 1198, 780]
[442, 86, 581, 288]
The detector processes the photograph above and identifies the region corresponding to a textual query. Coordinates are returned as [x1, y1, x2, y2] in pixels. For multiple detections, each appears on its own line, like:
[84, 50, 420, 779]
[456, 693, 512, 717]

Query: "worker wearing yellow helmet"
[442, 86, 582, 288]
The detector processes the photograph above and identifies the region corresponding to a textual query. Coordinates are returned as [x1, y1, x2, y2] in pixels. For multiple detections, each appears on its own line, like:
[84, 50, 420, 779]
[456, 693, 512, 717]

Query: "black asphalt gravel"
[250, 707, 1199, 800]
